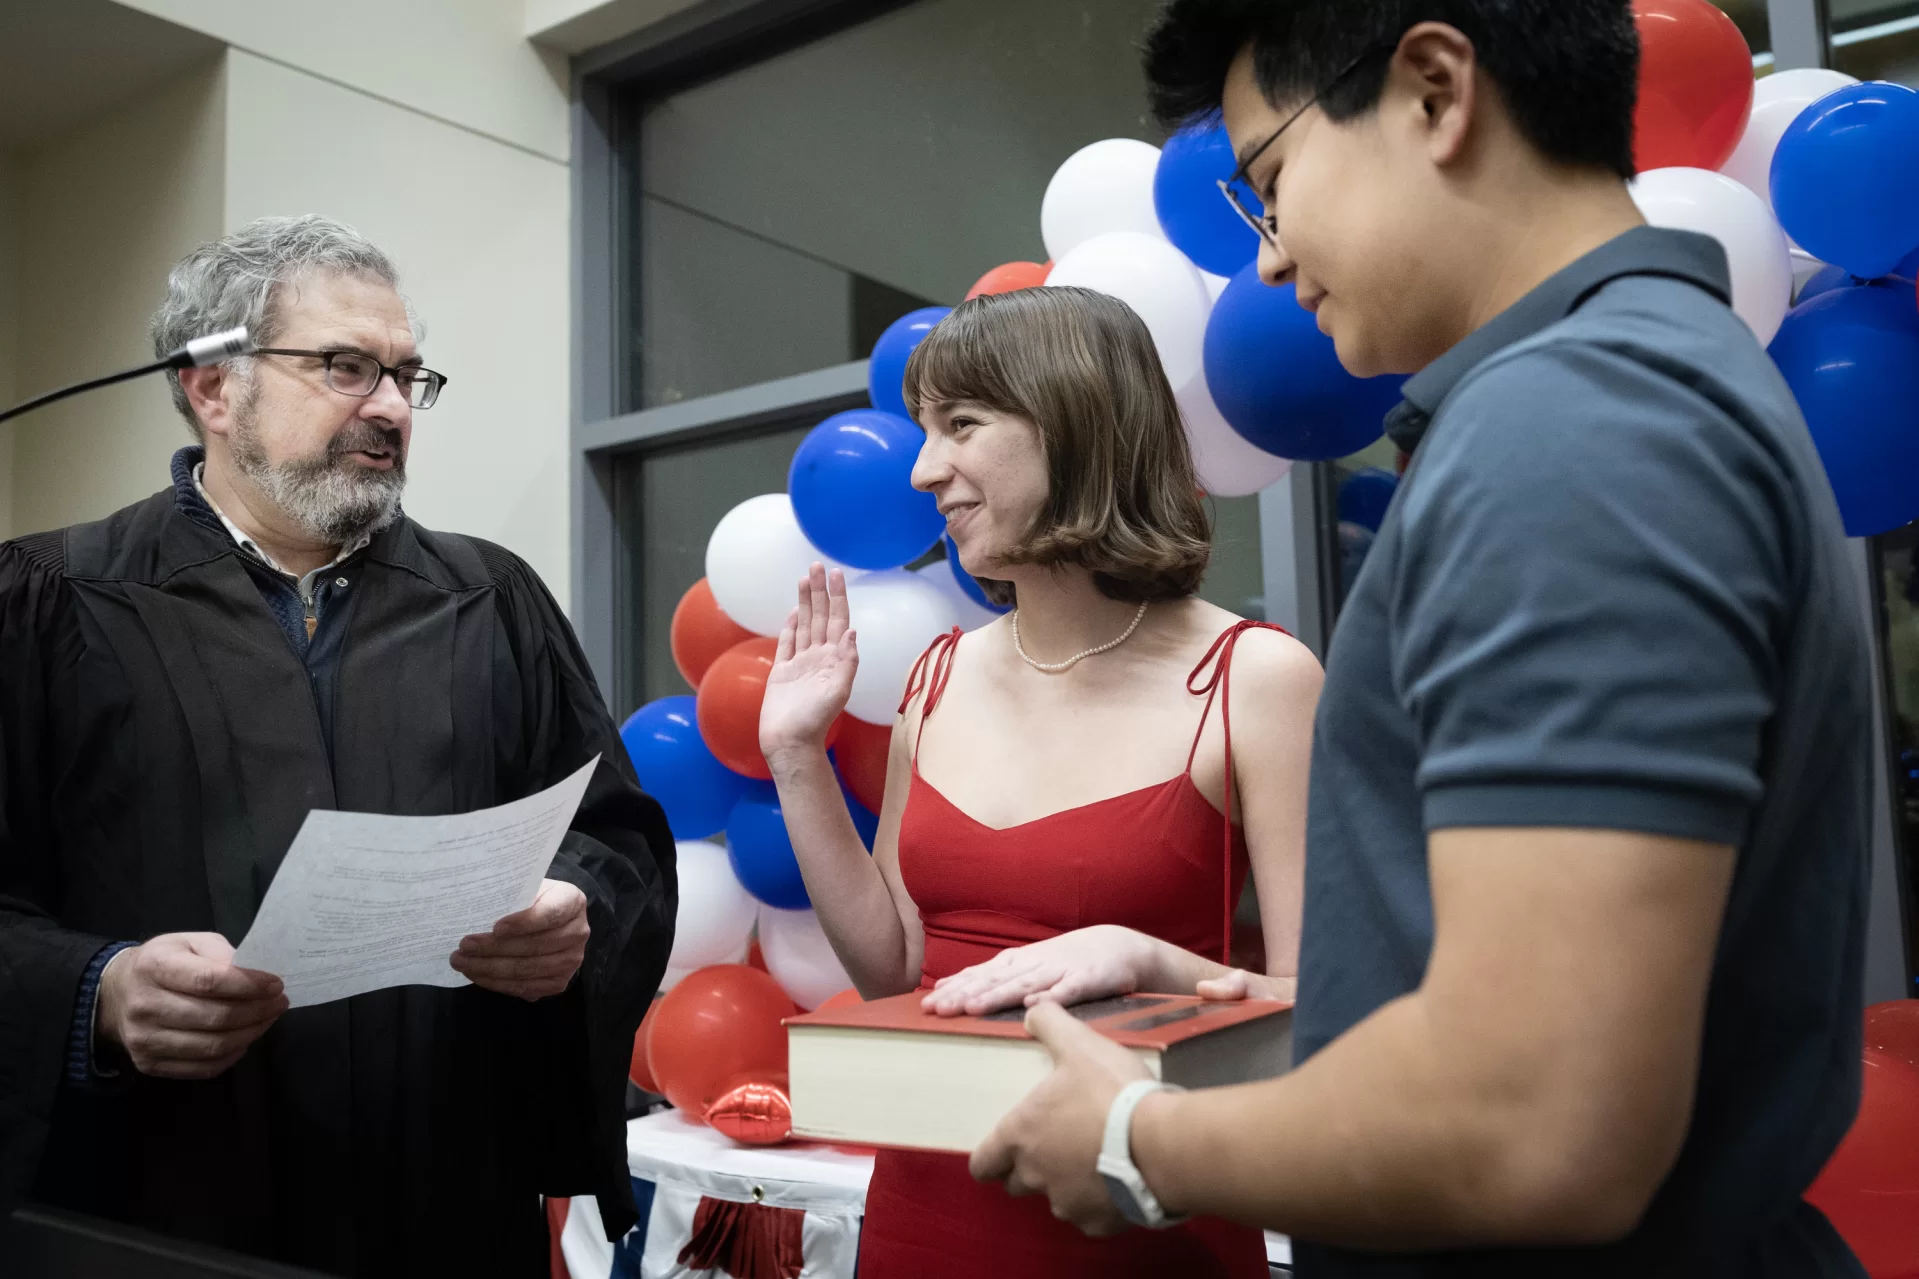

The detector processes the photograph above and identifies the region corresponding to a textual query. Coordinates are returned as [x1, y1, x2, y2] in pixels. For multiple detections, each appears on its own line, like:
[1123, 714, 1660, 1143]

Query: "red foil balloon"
[1865, 999, 1919, 1070]
[1631, 0, 1754, 172]
[697, 638, 840, 780]
[630, 995, 664, 1093]
[648, 964, 796, 1120]
[672, 578, 756, 689]
[831, 716, 890, 814]
[1805, 1048, 1919, 1277]
[707, 1074, 795, 1146]
[966, 260, 1052, 299]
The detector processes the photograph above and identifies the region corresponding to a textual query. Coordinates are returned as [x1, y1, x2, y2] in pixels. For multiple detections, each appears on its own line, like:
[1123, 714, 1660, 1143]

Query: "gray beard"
[228, 396, 406, 546]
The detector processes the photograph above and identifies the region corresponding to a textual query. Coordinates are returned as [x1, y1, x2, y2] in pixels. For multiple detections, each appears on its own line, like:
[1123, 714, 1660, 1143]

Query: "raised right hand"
[760, 562, 860, 765]
[96, 932, 288, 1080]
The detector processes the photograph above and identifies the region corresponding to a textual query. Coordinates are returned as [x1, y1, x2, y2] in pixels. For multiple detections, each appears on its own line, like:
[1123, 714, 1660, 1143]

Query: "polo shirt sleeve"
[1389, 336, 1797, 843]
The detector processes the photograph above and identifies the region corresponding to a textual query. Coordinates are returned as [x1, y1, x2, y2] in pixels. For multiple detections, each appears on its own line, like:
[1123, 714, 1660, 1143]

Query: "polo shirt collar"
[1383, 226, 1733, 453]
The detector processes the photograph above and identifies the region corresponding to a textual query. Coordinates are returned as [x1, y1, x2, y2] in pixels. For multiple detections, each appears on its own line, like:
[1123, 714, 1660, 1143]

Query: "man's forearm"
[1131, 992, 1624, 1251]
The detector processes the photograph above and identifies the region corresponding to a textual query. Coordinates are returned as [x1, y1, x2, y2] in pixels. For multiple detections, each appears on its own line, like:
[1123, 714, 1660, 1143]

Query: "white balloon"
[757, 905, 854, 1010]
[1202, 270, 1231, 303]
[667, 840, 760, 972]
[915, 558, 1004, 632]
[844, 570, 958, 724]
[1720, 68, 1859, 207]
[705, 494, 841, 638]
[1630, 167, 1793, 345]
[1047, 231, 1213, 390]
[1176, 370, 1294, 497]
[1040, 138, 1164, 262]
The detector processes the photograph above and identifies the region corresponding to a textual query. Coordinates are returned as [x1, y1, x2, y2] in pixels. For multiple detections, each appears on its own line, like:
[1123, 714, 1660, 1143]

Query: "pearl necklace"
[1011, 601, 1150, 673]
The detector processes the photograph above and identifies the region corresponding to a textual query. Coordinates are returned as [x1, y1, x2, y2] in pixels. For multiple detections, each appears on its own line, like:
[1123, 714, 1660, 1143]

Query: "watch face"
[1101, 1172, 1148, 1227]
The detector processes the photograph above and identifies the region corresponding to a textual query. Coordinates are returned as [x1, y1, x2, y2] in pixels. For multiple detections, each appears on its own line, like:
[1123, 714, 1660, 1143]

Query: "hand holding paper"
[451, 878, 591, 1001]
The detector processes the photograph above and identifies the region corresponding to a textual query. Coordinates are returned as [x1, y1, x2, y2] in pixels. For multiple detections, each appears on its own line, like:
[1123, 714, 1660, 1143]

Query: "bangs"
[899, 292, 1047, 427]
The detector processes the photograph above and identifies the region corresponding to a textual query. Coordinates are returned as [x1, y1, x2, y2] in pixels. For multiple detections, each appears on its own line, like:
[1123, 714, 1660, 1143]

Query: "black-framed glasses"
[255, 348, 448, 409]
[1217, 43, 1393, 249]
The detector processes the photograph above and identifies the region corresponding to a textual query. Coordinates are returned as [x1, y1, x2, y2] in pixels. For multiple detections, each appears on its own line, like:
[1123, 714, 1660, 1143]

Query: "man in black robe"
[0, 215, 676, 1276]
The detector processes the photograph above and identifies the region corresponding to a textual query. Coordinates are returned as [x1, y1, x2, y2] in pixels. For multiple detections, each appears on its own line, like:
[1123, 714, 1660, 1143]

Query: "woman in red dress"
[758, 286, 1322, 1278]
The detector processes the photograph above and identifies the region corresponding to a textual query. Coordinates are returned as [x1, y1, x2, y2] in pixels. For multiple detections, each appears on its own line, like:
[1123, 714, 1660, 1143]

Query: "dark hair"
[1142, 0, 1640, 180]
[901, 287, 1211, 608]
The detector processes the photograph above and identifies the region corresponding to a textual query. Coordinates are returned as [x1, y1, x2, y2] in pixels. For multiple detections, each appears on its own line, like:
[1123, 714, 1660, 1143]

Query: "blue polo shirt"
[1294, 228, 1872, 1277]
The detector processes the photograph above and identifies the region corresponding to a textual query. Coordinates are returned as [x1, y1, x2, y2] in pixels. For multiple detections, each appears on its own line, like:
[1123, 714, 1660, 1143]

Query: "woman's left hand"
[921, 925, 1159, 1017]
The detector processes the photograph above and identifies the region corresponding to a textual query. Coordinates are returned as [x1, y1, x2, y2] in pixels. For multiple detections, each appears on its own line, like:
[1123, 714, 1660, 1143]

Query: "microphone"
[0, 326, 256, 425]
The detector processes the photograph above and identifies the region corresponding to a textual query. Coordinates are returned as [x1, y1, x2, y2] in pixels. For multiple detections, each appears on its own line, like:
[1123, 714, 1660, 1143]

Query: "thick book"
[786, 992, 1293, 1153]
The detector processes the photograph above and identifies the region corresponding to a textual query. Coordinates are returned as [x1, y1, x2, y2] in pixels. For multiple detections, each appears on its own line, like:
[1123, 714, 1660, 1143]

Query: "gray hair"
[150, 214, 416, 437]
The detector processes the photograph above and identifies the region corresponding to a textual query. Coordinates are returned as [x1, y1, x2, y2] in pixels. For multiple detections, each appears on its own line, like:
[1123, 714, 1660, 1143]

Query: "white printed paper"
[233, 757, 599, 1008]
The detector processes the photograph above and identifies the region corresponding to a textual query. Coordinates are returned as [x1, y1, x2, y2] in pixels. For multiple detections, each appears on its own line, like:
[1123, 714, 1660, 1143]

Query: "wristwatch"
[1097, 1078, 1188, 1229]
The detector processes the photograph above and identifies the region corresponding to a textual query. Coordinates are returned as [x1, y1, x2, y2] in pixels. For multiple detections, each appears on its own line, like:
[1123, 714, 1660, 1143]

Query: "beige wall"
[0, 155, 19, 538]
[223, 51, 573, 602]
[112, 0, 570, 162]
[11, 57, 226, 536]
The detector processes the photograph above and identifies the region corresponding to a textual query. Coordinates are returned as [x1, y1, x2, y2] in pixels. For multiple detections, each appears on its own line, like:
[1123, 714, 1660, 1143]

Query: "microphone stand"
[0, 328, 255, 426]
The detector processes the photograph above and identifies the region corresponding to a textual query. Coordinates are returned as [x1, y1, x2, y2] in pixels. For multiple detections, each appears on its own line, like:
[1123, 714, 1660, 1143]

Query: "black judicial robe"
[0, 485, 677, 1276]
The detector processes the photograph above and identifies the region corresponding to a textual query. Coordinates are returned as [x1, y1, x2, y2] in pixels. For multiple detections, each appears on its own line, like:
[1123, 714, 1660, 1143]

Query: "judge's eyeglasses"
[253, 349, 449, 409]
[1217, 43, 1392, 249]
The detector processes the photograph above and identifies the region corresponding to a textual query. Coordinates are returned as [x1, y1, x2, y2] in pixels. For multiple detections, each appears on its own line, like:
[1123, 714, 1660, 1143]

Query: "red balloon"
[696, 638, 779, 779]
[648, 964, 797, 1121]
[697, 637, 842, 779]
[629, 995, 664, 1092]
[966, 261, 1052, 300]
[672, 578, 756, 690]
[1806, 1049, 1919, 1278]
[1866, 999, 1919, 1071]
[1631, 0, 1754, 172]
[832, 716, 891, 814]
[816, 987, 862, 1012]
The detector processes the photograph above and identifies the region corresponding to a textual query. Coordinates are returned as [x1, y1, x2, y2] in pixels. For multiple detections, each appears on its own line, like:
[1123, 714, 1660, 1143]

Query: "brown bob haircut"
[900, 285, 1211, 608]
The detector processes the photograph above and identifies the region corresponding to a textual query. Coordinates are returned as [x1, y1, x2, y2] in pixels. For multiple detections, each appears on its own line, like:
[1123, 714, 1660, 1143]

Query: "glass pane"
[618, 422, 814, 711]
[1831, 1, 1919, 83]
[1718, 0, 1771, 59]
[1871, 525, 1919, 987]
[625, 0, 1169, 411]
[1201, 495, 1267, 621]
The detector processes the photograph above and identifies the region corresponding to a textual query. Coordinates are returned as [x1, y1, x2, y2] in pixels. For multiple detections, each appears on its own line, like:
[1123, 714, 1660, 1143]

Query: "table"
[557, 1111, 1292, 1277]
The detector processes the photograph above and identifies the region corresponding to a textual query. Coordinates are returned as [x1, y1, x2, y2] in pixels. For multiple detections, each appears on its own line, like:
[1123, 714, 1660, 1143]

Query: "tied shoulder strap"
[1187, 620, 1293, 966]
[898, 626, 964, 759]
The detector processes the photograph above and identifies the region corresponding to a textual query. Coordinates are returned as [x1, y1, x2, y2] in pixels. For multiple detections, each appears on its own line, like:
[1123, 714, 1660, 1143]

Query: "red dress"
[854, 622, 1280, 1279]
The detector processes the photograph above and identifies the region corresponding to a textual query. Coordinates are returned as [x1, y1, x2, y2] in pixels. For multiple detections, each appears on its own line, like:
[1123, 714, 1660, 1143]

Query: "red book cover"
[786, 991, 1292, 1048]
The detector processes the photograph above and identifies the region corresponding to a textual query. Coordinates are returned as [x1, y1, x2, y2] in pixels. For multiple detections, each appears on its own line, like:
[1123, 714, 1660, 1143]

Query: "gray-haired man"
[0, 216, 677, 1275]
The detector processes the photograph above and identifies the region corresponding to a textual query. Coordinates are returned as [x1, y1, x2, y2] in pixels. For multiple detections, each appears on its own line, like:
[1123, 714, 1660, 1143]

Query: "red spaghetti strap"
[899, 627, 964, 760]
[1185, 620, 1291, 965]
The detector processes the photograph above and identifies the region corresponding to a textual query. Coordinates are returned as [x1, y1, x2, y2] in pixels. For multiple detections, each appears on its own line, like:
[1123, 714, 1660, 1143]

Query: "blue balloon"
[1796, 263, 1856, 305]
[1337, 467, 1399, 532]
[1769, 284, 1919, 536]
[620, 697, 749, 840]
[789, 409, 944, 570]
[1153, 123, 1261, 279]
[726, 782, 811, 910]
[944, 533, 1008, 615]
[1203, 267, 1405, 461]
[868, 307, 952, 420]
[1772, 81, 1919, 280]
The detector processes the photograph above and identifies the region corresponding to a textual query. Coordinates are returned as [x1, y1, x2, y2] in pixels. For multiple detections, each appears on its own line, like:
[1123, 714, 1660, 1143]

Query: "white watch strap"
[1098, 1078, 1186, 1227]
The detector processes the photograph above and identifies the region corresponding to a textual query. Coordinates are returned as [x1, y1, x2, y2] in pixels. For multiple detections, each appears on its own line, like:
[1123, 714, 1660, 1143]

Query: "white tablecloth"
[559, 1111, 1291, 1276]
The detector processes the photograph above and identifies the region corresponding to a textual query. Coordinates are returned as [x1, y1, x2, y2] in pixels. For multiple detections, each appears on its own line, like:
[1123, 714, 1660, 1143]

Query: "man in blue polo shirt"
[971, 2, 1873, 1274]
